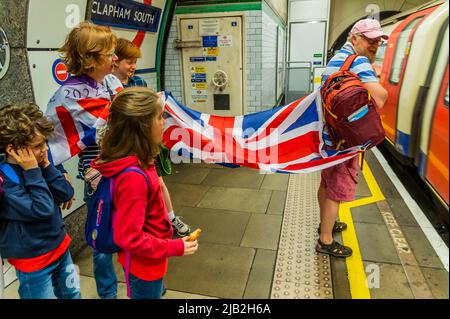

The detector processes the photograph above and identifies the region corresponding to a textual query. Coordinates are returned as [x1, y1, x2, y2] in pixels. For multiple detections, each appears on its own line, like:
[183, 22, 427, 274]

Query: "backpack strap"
[340, 54, 358, 72]
[110, 166, 150, 201]
[0, 163, 20, 184]
[122, 167, 150, 189]
[115, 165, 150, 299]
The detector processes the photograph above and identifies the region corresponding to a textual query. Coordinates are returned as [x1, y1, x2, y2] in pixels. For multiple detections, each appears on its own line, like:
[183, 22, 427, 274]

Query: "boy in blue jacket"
[0, 103, 80, 299]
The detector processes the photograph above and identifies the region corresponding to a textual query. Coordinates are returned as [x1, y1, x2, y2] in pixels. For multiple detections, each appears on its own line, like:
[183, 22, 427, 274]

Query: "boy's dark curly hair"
[0, 103, 54, 149]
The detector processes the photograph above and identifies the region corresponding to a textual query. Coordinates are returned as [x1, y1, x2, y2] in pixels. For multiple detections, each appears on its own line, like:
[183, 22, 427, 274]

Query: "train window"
[374, 42, 387, 78]
[389, 17, 423, 84]
[445, 86, 449, 107]
[375, 42, 387, 64]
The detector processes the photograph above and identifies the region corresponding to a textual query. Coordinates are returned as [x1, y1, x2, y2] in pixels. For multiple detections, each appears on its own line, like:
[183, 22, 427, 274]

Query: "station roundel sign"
[52, 58, 71, 85]
[0, 27, 11, 80]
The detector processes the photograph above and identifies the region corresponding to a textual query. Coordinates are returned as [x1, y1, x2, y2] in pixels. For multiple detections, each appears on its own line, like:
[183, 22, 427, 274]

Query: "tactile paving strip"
[271, 172, 333, 299]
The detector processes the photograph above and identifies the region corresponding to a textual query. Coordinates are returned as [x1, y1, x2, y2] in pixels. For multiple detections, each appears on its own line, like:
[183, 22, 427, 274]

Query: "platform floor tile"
[363, 262, 414, 299]
[240, 214, 283, 250]
[165, 243, 256, 299]
[260, 174, 290, 192]
[197, 187, 272, 214]
[201, 168, 265, 189]
[421, 267, 449, 299]
[163, 166, 211, 185]
[177, 207, 251, 246]
[243, 249, 277, 299]
[354, 222, 402, 264]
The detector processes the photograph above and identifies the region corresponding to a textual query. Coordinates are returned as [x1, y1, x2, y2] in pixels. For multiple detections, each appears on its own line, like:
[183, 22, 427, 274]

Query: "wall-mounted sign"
[52, 58, 71, 85]
[190, 57, 206, 62]
[193, 83, 207, 90]
[91, 0, 162, 32]
[191, 78, 206, 83]
[191, 73, 207, 80]
[190, 57, 217, 62]
[191, 66, 206, 73]
[203, 47, 219, 57]
[192, 89, 208, 102]
[218, 35, 232, 47]
[0, 27, 10, 80]
[202, 36, 218, 48]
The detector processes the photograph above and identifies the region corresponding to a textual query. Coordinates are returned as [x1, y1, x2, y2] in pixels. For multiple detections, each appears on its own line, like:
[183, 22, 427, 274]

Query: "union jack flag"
[162, 90, 363, 174]
[45, 74, 123, 165]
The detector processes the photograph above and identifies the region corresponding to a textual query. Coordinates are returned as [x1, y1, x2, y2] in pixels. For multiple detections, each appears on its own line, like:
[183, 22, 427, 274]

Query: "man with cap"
[316, 18, 389, 258]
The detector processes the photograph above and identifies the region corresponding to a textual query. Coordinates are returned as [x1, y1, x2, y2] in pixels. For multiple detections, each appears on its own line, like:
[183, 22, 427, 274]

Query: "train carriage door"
[424, 65, 449, 207]
[178, 15, 244, 116]
[379, 9, 433, 149]
[375, 22, 400, 80]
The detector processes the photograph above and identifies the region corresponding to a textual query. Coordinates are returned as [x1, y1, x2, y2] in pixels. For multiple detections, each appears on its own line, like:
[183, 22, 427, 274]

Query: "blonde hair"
[59, 21, 117, 75]
[115, 38, 142, 61]
[99, 87, 162, 169]
[0, 104, 54, 149]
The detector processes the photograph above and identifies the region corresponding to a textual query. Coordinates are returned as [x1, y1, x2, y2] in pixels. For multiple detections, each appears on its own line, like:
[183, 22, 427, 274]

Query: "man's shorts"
[320, 156, 359, 202]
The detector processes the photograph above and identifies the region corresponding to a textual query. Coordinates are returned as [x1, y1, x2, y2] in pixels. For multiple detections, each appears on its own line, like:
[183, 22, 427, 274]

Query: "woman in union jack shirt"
[45, 21, 123, 299]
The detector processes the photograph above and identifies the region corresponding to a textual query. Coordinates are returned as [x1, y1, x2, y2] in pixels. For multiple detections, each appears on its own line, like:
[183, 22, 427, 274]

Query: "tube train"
[373, 0, 449, 219]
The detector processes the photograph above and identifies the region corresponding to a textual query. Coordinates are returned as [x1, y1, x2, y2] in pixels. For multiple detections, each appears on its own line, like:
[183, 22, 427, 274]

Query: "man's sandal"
[315, 240, 353, 258]
[317, 221, 347, 234]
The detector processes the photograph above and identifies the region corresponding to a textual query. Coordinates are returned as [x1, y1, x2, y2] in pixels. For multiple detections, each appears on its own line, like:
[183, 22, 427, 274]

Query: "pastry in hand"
[187, 228, 201, 241]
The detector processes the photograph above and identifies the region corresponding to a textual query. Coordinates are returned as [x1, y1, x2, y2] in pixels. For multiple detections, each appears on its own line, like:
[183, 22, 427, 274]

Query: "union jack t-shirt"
[45, 74, 123, 166]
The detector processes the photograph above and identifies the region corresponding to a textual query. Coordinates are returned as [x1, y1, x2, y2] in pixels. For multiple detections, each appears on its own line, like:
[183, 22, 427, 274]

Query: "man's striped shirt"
[321, 42, 378, 85]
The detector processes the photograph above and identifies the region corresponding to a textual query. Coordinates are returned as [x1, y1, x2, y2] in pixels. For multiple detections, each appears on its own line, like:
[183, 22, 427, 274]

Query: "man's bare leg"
[318, 186, 339, 245]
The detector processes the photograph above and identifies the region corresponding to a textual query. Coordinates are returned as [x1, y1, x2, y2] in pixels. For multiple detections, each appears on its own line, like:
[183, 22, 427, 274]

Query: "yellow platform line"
[338, 157, 385, 299]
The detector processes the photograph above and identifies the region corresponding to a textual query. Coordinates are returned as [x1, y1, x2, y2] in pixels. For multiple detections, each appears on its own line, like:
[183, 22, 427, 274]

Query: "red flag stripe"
[56, 106, 82, 157]
[77, 98, 110, 120]
[244, 99, 303, 144]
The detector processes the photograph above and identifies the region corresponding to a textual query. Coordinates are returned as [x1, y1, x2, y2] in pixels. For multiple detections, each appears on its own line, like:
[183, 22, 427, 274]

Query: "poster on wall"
[276, 26, 286, 101]
[90, 0, 168, 73]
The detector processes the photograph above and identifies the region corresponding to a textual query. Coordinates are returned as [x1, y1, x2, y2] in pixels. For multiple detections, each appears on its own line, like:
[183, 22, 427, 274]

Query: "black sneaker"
[315, 239, 352, 258]
[317, 221, 347, 234]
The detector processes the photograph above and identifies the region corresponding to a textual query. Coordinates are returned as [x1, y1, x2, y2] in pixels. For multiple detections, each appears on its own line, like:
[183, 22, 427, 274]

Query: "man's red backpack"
[320, 54, 385, 151]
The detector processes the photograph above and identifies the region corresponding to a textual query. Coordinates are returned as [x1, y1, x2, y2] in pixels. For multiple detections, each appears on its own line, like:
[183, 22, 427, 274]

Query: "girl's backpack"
[85, 166, 149, 253]
[85, 165, 149, 298]
[320, 54, 385, 150]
